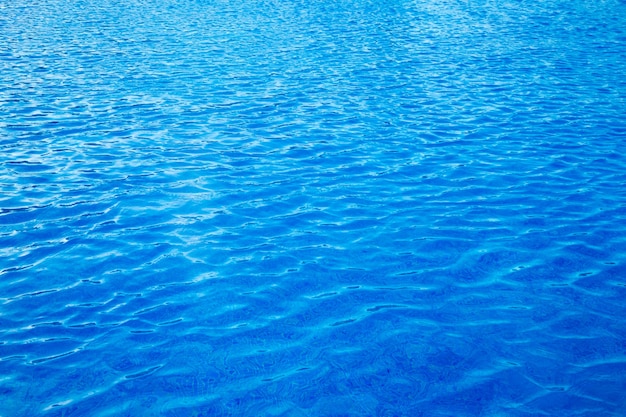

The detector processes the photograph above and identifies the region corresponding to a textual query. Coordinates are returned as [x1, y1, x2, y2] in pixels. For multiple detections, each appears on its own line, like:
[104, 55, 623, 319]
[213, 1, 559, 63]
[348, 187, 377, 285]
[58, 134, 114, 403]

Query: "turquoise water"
[2, 0, 626, 415]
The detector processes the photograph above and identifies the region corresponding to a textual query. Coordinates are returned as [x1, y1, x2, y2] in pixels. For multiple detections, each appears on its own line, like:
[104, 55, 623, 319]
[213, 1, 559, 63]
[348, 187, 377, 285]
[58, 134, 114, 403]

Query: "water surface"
[1, 0, 626, 415]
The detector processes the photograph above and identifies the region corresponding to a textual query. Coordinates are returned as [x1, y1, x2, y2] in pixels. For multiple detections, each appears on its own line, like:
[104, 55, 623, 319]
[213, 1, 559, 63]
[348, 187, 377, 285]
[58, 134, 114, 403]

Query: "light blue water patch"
[1, 0, 626, 415]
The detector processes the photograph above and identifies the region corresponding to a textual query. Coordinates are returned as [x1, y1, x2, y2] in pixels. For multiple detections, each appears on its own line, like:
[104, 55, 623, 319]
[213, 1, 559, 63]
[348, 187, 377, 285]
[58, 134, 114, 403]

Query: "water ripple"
[2, 0, 626, 415]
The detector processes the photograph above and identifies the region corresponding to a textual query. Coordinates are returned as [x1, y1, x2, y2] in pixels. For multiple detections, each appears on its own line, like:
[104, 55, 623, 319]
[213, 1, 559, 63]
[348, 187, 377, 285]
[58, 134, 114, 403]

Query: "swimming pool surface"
[2, 0, 626, 415]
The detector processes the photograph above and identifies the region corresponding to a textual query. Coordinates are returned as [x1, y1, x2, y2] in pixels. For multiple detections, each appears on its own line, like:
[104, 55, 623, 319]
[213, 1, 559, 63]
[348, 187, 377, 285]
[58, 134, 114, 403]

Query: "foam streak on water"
[1, 0, 626, 415]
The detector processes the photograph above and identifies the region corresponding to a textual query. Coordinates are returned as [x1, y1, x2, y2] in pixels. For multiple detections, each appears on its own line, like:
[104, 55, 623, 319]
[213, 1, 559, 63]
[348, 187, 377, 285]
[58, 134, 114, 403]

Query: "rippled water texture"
[2, 0, 626, 415]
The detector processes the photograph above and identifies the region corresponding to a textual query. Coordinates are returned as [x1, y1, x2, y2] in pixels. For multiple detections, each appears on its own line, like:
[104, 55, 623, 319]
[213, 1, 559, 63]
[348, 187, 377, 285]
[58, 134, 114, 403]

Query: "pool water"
[2, 0, 626, 415]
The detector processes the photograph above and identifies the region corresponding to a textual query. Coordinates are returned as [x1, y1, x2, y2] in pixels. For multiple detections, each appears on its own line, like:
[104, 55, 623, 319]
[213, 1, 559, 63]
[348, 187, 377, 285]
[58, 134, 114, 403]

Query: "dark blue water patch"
[2, 0, 626, 415]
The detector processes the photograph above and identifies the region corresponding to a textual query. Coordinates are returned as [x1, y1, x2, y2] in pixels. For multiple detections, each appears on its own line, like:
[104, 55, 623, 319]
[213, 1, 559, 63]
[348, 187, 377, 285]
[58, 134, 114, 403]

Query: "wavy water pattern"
[1, 0, 626, 415]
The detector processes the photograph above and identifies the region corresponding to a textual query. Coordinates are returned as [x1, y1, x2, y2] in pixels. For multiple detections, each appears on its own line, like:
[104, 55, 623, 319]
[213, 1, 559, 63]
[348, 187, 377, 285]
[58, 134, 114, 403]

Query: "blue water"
[2, 0, 626, 415]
